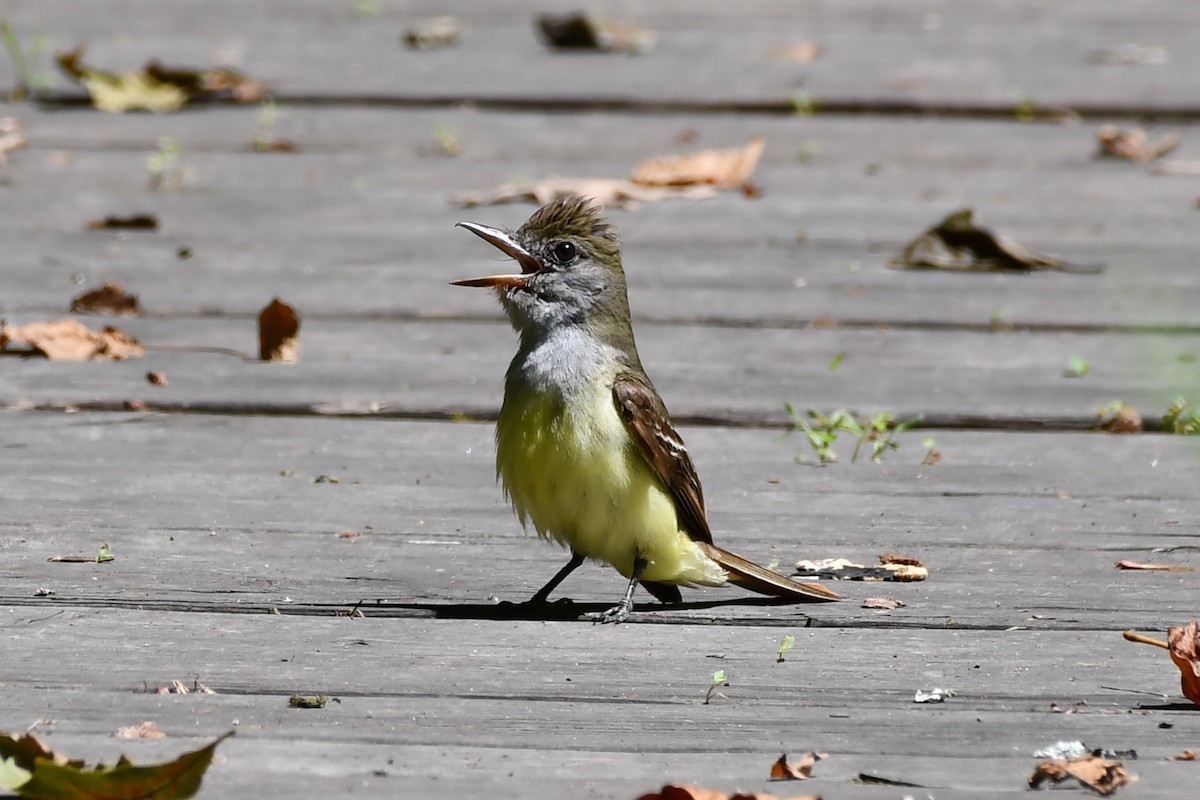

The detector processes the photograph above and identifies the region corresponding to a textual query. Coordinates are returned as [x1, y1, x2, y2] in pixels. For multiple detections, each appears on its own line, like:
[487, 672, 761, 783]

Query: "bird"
[452, 195, 839, 623]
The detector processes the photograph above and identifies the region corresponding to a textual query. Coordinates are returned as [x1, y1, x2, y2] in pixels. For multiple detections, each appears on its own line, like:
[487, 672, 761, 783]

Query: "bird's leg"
[529, 550, 586, 604]
[592, 556, 647, 625]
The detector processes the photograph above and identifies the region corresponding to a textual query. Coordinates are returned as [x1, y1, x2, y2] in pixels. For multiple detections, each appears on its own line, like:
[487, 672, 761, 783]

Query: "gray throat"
[507, 325, 624, 398]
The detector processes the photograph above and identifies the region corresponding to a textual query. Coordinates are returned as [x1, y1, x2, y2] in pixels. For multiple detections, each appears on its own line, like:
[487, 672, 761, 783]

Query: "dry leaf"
[635, 786, 818, 800]
[458, 177, 717, 209]
[405, 16, 461, 50]
[769, 751, 825, 780]
[58, 44, 264, 113]
[113, 721, 166, 740]
[1172, 750, 1196, 761]
[249, 139, 300, 153]
[537, 13, 655, 54]
[862, 597, 905, 610]
[70, 282, 142, 316]
[337, 530, 360, 540]
[891, 208, 1102, 273]
[146, 371, 168, 387]
[1096, 125, 1180, 162]
[1169, 622, 1200, 705]
[1029, 755, 1138, 795]
[86, 214, 159, 231]
[258, 298, 300, 362]
[880, 553, 923, 567]
[1098, 403, 1144, 433]
[0, 117, 27, 167]
[0, 728, 231, 799]
[767, 42, 822, 62]
[632, 136, 765, 191]
[1115, 560, 1196, 572]
[0, 319, 143, 361]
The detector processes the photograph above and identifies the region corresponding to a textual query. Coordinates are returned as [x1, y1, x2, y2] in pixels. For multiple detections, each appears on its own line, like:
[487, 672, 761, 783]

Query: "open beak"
[452, 222, 541, 288]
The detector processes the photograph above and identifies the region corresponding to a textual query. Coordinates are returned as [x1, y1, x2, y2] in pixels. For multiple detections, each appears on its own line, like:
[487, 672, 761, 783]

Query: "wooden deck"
[1, 2, 1198, 797]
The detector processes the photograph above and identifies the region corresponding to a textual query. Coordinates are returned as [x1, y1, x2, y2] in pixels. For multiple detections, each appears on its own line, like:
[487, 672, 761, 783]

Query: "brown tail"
[700, 543, 840, 602]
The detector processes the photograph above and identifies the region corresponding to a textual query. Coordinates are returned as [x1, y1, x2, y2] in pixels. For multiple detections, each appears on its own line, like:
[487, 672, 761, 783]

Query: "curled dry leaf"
[879, 553, 923, 568]
[258, 298, 300, 362]
[1029, 755, 1138, 795]
[635, 785, 819, 800]
[1097, 402, 1144, 433]
[537, 13, 655, 54]
[70, 282, 141, 316]
[1124, 624, 1200, 706]
[1115, 560, 1196, 572]
[1096, 125, 1180, 163]
[58, 44, 265, 113]
[146, 371, 168, 387]
[405, 16, 461, 50]
[769, 751, 826, 780]
[86, 214, 159, 231]
[891, 208, 1102, 274]
[0, 319, 143, 361]
[0, 117, 27, 167]
[862, 597, 905, 610]
[460, 138, 765, 209]
[1172, 750, 1196, 761]
[113, 721, 166, 740]
[632, 136, 765, 191]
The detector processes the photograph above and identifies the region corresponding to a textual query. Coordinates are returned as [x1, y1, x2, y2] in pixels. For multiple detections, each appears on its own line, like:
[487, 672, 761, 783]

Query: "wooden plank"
[1, 615, 1196, 798]
[2, 412, 1196, 630]
[1, 316, 1196, 425]
[4, 107, 1198, 329]
[4, 1, 1198, 111]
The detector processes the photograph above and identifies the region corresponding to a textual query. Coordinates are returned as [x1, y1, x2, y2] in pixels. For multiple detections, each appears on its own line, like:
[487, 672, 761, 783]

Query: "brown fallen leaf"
[769, 751, 826, 780]
[0, 319, 144, 360]
[1172, 749, 1196, 761]
[1097, 402, 1144, 433]
[632, 136, 765, 191]
[766, 41, 822, 63]
[249, 138, 300, 153]
[146, 371, 168, 387]
[0, 728, 232, 799]
[258, 298, 300, 362]
[70, 282, 142, 316]
[891, 208, 1102, 274]
[1096, 125, 1180, 163]
[86, 214, 159, 231]
[114, 721, 166, 739]
[1124, 624, 1200, 706]
[58, 44, 265, 113]
[1115, 560, 1197, 572]
[404, 16, 461, 50]
[635, 786, 819, 800]
[459, 177, 717, 209]
[862, 597, 906, 610]
[0, 117, 27, 167]
[337, 530, 360, 540]
[1028, 755, 1138, 795]
[537, 13, 655, 54]
[879, 553, 924, 568]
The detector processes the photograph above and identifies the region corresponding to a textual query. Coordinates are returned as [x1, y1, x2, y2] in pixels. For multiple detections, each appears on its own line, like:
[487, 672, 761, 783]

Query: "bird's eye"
[549, 241, 577, 265]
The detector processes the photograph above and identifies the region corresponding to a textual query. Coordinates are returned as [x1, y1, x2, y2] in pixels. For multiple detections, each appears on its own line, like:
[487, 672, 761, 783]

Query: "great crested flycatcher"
[453, 195, 839, 623]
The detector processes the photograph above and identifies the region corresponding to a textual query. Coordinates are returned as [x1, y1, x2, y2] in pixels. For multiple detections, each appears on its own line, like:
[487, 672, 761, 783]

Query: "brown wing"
[613, 371, 713, 545]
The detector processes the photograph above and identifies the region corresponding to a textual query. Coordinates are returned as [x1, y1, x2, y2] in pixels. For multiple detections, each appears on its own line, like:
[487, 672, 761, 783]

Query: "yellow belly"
[495, 383, 726, 587]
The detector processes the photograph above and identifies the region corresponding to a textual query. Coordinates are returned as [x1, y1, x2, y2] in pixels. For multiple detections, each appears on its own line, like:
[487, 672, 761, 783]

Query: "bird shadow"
[367, 595, 804, 621]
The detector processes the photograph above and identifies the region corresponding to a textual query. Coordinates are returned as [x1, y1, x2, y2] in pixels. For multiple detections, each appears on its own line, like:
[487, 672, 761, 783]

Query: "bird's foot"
[590, 599, 632, 625]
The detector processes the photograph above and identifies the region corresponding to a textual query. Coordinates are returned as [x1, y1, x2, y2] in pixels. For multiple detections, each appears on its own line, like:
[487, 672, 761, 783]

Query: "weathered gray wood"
[3, 1, 1198, 111]
[1, 412, 1196, 632]
[2, 316, 1196, 426]
[3, 107, 1198, 329]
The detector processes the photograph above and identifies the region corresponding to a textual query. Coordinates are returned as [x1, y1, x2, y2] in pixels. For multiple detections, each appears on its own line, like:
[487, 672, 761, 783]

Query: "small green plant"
[828, 352, 845, 372]
[1163, 397, 1200, 435]
[0, 19, 56, 100]
[704, 669, 728, 705]
[920, 436, 941, 465]
[1063, 356, 1090, 378]
[776, 635, 795, 663]
[784, 404, 922, 464]
[790, 90, 814, 117]
[146, 138, 192, 191]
